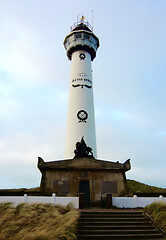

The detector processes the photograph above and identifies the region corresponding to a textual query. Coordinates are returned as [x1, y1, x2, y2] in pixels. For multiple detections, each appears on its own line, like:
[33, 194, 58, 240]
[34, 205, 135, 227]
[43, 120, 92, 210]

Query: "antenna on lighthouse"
[77, 14, 80, 24]
[92, 10, 94, 32]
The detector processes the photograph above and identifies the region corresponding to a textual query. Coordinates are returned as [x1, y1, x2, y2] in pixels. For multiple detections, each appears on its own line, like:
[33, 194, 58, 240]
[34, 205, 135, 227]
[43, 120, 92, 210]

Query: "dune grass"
[144, 201, 166, 235]
[0, 202, 79, 240]
[127, 179, 166, 196]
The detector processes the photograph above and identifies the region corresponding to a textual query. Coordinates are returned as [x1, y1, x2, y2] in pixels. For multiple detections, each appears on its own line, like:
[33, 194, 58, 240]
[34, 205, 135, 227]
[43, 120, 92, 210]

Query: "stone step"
[77, 233, 164, 239]
[80, 211, 142, 214]
[80, 214, 144, 218]
[81, 211, 142, 215]
[79, 217, 147, 222]
[77, 229, 160, 235]
[78, 221, 152, 226]
[77, 210, 164, 240]
[78, 225, 156, 230]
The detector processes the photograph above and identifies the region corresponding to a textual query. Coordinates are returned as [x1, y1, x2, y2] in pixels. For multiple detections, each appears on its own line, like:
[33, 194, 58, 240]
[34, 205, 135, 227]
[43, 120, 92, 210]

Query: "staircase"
[77, 210, 164, 240]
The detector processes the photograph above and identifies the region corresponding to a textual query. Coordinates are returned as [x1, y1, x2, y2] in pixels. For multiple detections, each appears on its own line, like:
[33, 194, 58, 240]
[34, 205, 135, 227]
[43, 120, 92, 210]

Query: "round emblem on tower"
[77, 110, 88, 122]
[79, 53, 86, 60]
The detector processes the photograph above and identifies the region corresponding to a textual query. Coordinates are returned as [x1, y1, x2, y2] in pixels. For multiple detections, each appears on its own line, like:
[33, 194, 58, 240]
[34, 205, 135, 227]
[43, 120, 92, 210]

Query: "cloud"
[0, 10, 65, 87]
[0, 127, 66, 188]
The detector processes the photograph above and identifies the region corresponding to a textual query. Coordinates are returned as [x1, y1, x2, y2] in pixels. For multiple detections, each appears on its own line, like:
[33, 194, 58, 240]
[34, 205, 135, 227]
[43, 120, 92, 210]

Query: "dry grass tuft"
[144, 201, 166, 234]
[0, 202, 79, 240]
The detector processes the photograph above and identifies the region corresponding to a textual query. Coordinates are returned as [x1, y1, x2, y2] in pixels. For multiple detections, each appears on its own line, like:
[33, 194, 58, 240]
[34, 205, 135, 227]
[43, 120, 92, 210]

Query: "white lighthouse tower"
[64, 17, 99, 159]
[38, 17, 130, 199]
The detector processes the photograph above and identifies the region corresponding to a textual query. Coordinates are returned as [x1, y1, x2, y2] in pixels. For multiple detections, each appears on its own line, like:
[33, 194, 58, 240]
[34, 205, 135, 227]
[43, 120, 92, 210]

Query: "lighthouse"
[64, 17, 99, 159]
[38, 18, 131, 200]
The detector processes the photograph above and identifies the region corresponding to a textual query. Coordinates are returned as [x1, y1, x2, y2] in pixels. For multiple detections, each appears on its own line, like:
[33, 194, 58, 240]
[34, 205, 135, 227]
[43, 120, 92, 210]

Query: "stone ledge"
[38, 157, 131, 172]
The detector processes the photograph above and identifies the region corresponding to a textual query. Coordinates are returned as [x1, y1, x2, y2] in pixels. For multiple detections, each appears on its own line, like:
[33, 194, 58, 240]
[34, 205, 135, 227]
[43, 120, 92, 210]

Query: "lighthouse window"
[91, 36, 97, 45]
[75, 33, 82, 39]
[64, 38, 69, 47]
[84, 33, 90, 40]
[69, 35, 74, 42]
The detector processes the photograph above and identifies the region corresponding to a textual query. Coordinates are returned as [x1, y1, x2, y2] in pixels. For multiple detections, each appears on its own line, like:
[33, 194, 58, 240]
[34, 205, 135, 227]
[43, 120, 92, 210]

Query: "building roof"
[38, 157, 131, 172]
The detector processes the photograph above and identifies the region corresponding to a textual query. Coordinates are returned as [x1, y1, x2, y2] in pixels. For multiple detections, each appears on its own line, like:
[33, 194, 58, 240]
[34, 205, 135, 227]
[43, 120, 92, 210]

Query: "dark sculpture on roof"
[74, 137, 93, 158]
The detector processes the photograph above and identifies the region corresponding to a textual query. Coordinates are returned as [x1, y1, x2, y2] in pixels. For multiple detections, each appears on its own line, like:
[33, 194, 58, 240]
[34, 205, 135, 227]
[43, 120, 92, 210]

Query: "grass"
[144, 201, 166, 235]
[0, 187, 40, 193]
[127, 179, 166, 196]
[0, 202, 79, 240]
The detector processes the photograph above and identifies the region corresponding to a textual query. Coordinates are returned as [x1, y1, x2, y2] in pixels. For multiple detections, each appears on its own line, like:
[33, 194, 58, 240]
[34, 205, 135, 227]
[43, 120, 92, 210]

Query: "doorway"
[79, 180, 90, 203]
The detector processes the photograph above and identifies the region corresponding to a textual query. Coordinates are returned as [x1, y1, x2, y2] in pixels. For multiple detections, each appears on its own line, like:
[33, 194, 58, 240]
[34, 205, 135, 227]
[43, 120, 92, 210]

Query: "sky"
[0, 0, 166, 189]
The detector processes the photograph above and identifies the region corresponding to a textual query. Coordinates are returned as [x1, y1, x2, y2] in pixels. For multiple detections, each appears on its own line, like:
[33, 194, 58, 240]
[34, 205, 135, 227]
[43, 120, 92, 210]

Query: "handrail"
[70, 20, 93, 32]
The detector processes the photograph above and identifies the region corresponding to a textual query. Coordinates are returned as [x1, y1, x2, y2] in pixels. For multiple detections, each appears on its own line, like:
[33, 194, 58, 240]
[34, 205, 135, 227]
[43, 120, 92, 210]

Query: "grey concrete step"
[78, 221, 152, 226]
[80, 211, 143, 214]
[77, 229, 160, 235]
[79, 217, 147, 222]
[76, 210, 164, 239]
[80, 214, 144, 218]
[79, 225, 156, 230]
[80, 211, 143, 215]
[77, 234, 164, 239]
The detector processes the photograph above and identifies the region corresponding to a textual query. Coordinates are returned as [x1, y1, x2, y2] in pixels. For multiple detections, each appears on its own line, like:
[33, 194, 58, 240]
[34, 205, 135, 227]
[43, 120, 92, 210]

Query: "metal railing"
[70, 20, 93, 32]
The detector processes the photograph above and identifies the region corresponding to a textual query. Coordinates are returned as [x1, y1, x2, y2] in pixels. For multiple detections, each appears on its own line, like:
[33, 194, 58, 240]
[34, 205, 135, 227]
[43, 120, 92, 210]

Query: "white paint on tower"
[64, 19, 99, 159]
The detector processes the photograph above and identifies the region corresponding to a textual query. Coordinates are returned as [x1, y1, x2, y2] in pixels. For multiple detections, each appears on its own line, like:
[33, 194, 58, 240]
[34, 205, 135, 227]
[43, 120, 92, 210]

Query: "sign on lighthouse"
[64, 17, 99, 159]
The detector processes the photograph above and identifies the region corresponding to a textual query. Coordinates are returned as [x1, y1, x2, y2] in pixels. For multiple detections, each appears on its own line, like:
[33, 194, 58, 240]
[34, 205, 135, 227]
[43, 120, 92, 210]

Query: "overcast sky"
[0, 0, 166, 189]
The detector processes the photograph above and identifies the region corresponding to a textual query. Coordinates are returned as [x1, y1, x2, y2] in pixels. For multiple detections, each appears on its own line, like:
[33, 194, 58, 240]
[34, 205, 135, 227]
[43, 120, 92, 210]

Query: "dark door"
[79, 181, 90, 203]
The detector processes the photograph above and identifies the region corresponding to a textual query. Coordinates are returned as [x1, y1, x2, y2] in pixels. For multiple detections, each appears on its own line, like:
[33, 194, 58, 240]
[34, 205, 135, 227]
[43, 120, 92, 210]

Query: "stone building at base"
[38, 157, 131, 203]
